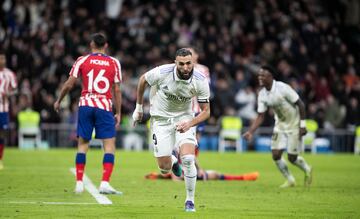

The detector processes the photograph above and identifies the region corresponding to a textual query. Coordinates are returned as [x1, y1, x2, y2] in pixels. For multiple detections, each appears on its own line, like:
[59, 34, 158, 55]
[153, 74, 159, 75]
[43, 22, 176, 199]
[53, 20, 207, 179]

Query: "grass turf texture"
[0, 148, 359, 218]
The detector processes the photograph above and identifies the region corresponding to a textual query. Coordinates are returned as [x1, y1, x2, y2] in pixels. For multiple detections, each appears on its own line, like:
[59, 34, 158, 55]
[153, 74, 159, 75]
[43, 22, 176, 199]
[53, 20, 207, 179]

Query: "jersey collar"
[266, 80, 276, 93]
[90, 52, 108, 57]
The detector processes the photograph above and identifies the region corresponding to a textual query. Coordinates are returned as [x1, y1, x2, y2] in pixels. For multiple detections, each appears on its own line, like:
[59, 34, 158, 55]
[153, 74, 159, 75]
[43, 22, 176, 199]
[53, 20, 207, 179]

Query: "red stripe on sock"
[0, 144, 4, 160]
[102, 163, 114, 182]
[76, 164, 85, 181]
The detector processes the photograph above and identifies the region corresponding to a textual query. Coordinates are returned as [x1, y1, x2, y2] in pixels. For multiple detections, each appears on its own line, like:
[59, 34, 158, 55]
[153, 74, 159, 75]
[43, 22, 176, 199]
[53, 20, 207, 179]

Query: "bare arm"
[113, 82, 122, 127]
[295, 98, 307, 137]
[54, 76, 77, 112]
[295, 99, 306, 121]
[175, 102, 210, 133]
[132, 74, 149, 126]
[242, 112, 265, 141]
[136, 74, 149, 105]
[191, 102, 210, 127]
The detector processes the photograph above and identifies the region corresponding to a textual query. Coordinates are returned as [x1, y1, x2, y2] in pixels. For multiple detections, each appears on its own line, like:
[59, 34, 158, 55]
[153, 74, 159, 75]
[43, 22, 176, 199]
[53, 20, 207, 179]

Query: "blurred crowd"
[1, 0, 360, 133]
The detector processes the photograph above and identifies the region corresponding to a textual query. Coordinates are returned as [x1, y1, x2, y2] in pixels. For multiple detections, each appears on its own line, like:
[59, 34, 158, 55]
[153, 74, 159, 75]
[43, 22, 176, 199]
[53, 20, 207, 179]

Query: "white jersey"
[191, 63, 210, 114]
[145, 64, 210, 118]
[257, 80, 300, 132]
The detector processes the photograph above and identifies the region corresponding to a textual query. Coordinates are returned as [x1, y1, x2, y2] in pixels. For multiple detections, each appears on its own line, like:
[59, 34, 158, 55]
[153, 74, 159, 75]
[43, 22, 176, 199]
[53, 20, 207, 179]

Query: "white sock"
[293, 156, 311, 173]
[275, 158, 295, 182]
[181, 154, 197, 203]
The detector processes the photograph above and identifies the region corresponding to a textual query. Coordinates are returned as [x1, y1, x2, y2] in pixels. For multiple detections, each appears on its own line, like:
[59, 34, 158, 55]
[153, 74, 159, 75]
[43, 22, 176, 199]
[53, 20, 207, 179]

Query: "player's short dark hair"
[0, 48, 5, 55]
[175, 48, 192, 58]
[90, 33, 107, 48]
[261, 65, 277, 78]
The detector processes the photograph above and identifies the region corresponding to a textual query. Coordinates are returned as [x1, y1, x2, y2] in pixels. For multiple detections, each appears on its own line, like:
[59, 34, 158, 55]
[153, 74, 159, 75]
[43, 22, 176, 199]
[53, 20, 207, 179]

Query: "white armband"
[132, 103, 143, 121]
[300, 120, 306, 128]
[135, 103, 143, 113]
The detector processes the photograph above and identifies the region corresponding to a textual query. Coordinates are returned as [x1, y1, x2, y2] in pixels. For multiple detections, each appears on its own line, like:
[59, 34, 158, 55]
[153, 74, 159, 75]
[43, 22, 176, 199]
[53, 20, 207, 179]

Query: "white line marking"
[70, 168, 112, 205]
[8, 201, 98, 205]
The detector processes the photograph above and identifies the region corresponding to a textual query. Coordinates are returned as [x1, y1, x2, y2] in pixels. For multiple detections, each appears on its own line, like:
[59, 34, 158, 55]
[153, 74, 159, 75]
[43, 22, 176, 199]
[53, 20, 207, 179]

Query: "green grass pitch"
[0, 148, 359, 218]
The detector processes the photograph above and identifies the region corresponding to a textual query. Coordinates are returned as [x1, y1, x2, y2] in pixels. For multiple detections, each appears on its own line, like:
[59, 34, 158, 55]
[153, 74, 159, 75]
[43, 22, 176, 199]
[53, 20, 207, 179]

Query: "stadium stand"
[0, 0, 359, 151]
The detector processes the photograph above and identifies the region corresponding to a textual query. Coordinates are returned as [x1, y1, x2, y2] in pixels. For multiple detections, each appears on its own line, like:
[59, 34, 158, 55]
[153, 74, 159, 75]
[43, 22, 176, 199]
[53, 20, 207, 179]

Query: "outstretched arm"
[242, 112, 265, 141]
[175, 102, 210, 133]
[54, 76, 77, 113]
[295, 98, 307, 138]
[132, 74, 149, 126]
[113, 82, 122, 127]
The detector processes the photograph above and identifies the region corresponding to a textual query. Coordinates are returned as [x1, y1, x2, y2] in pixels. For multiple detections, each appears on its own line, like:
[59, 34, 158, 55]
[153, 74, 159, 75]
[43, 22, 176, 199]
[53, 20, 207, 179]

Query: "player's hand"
[114, 114, 121, 128]
[242, 131, 253, 141]
[132, 112, 143, 126]
[53, 101, 60, 113]
[175, 121, 191, 133]
[132, 103, 143, 127]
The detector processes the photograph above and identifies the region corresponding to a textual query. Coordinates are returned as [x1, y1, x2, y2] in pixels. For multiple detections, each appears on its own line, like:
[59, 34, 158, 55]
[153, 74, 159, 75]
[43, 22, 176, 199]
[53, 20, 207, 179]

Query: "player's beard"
[177, 68, 193, 80]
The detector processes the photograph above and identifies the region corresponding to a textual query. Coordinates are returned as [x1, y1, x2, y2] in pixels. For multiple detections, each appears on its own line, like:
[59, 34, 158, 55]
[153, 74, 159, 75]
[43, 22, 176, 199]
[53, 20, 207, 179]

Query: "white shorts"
[150, 116, 197, 157]
[271, 131, 301, 154]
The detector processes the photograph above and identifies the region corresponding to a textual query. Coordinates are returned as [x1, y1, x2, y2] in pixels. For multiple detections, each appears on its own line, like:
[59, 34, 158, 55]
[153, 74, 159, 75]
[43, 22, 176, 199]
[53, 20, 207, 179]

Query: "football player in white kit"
[132, 48, 210, 212]
[243, 66, 313, 188]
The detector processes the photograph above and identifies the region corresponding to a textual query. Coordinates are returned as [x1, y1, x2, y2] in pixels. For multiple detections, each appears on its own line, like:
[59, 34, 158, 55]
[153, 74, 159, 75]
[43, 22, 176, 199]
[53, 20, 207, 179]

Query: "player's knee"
[287, 154, 297, 163]
[181, 154, 197, 177]
[181, 154, 195, 166]
[272, 153, 281, 161]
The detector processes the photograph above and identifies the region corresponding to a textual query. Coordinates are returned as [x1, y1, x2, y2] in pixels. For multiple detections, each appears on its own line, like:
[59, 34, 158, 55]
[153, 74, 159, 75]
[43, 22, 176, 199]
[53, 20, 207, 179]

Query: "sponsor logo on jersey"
[90, 59, 110, 66]
[164, 92, 191, 102]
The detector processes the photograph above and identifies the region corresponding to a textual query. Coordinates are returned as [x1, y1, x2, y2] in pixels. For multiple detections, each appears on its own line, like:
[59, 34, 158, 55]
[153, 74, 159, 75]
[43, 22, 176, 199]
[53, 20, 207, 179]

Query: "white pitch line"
[9, 201, 98, 205]
[70, 168, 112, 205]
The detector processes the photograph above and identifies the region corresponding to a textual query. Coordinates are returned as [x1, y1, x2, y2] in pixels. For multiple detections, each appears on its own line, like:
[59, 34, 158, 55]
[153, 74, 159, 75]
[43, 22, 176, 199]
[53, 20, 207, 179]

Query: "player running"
[132, 48, 210, 212]
[243, 65, 313, 188]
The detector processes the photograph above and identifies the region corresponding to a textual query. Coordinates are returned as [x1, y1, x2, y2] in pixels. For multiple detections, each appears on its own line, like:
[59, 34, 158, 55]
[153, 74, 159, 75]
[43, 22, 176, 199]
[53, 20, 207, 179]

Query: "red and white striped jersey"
[191, 64, 210, 114]
[0, 67, 17, 112]
[69, 53, 122, 112]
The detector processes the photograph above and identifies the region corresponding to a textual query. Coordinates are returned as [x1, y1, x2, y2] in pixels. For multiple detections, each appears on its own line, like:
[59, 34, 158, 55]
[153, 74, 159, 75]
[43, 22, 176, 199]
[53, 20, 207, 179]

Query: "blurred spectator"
[235, 85, 257, 126]
[345, 97, 360, 129]
[324, 95, 346, 130]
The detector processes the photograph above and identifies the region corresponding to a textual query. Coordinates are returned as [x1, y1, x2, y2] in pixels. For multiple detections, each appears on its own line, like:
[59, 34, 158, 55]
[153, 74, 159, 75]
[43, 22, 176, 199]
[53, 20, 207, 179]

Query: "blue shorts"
[77, 106, 116, 141]
[0, 112, 9, 130]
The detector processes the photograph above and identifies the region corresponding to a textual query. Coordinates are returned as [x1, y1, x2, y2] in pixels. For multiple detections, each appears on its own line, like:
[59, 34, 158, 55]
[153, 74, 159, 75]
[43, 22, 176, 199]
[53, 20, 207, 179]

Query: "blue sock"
[102, 153, 115, 181]
[75, 153, 86, 181]
[103, 153, 114, 164]
[76, 153, 86, 165]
